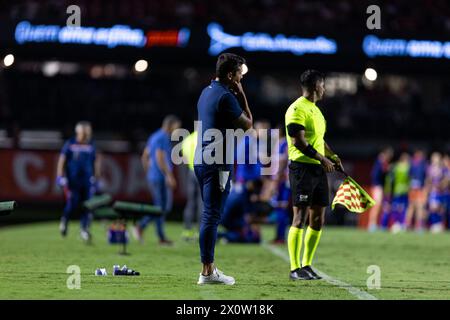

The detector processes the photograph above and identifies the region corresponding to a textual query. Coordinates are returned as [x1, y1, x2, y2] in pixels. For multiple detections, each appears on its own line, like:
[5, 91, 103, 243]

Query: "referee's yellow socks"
[287, 226, 303, 271]
[302, 226, 322, 267]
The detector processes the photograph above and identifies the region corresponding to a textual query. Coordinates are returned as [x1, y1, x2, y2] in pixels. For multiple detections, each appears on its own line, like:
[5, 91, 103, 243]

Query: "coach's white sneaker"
[197, 268, 235, 285]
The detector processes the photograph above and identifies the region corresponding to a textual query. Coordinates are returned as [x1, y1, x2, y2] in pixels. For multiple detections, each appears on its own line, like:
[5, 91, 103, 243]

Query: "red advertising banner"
[1, 149, 373, 228]
[0, 149, 186, 204]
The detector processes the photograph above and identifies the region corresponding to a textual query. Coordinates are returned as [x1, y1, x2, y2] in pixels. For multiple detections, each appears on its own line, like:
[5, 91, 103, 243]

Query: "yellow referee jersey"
[284, 96, 326, 165]
[182, 131, 198, 171]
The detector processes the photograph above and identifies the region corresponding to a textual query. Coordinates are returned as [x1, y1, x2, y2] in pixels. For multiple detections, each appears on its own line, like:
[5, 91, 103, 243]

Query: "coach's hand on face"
[319, 156, 335, 173]
[230, 80, 245, 96]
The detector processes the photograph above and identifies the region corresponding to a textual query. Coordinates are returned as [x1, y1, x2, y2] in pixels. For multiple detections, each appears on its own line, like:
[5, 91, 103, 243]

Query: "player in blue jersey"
[195, 53, 253, 285]
[134, 115, 181, 245]
[405, 149, 428, 232]
[234, 120, 269, 186]
[219, 179, 263, 244]
[443, 154, 450, 229]
[383, 152, 410, 233]
[425, 152, 446, 233]
[368, 147, 393, 232]
[56, 121, 100, 242]
[267, 125, 291, 244]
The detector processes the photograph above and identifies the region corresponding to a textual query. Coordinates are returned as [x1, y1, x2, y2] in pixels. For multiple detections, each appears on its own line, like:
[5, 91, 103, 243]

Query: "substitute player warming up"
[56, 121, 100, 242]
[284, 70, 344, 281]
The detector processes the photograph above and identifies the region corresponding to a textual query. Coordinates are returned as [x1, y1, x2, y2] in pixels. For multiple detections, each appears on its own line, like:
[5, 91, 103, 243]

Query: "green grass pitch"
[0, 220, 449, 299]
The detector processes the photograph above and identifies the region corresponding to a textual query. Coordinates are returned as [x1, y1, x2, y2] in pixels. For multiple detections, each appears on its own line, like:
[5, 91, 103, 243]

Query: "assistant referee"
[284, 70, 344, 280]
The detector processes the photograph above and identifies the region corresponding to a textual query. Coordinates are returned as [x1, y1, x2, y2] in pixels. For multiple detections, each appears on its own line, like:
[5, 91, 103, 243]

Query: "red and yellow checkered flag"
[332, 176, 375, 213]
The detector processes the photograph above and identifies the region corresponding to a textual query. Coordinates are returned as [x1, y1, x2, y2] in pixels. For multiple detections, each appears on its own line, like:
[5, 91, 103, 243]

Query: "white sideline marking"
[262, 243, 378, 300]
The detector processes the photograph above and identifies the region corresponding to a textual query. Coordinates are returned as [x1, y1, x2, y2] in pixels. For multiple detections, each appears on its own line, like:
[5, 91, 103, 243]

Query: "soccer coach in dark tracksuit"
[194, 53, 253, 285]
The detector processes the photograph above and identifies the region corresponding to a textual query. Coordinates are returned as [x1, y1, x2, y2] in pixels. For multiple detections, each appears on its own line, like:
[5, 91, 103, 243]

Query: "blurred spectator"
[425, 152, 447, 233]
[381, 152, 410, 233]
[405, 149, 428, 232]
[218, 179, 265, 244]
[367, 147, 393, 232]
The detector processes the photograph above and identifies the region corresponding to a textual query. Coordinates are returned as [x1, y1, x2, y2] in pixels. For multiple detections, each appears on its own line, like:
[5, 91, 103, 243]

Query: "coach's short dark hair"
[300, 70, 325, 90]
[162, 114, 181, 127]
[216, 53, 246, 80]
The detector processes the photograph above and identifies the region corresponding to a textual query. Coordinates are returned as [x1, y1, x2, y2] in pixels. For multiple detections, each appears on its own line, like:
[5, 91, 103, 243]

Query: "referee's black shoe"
[290, 268, 314, 280]
[301, 266, 322, 280]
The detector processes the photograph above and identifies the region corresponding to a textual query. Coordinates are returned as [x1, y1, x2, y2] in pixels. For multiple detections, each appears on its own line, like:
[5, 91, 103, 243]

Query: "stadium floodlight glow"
[42, 61, 60, 77]
[364, 68, 377, 81]
[207, 22, 337, 56]
[3, 54, 14, 67]
[134, 59, 148, 72]
[363, 35, 450, 59]
[242, 63, 248, 75]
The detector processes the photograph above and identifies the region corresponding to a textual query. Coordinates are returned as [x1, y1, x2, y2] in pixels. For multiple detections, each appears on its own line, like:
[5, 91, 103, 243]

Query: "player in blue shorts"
[368, 147, 393, 232]
[388, 153, 410, 232]
[425, 152, 446, 233]
[56, 121, 100, 242]
[267, 125, 291, 244]
[134, 115, 181, 245]
[443, 154, 450, 229]
[219, 179, 263, 244]
[405, 149, 428, 232]
[234, 120, 269, 187]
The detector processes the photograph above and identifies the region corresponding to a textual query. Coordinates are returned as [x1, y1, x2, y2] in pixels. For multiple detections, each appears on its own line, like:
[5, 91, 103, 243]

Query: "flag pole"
[334, 164, 349, 177]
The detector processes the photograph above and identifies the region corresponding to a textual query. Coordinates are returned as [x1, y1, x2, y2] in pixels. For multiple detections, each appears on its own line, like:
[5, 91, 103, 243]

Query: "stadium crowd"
[368, 148, 450, 233]
[2, 0, 449, 243]
[213, 143, 450, 242]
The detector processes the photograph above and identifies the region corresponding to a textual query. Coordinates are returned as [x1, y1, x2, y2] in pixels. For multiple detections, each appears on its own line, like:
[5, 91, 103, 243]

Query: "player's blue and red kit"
[371, 158, 390, 187]
[219, 187, 260, 243]
[427, 164, 446, 227]
[235, 135, 262, 184]
[60, 138, 96, 230]
[139, 128, 173, 241]
[372, 157, 391, 228]
[268, 137, 290, 242]
[409, 158, 427, 190]
[444, 167, 450, 229]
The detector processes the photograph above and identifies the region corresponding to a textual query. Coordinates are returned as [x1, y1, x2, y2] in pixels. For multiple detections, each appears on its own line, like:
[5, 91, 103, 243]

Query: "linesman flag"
[332, 176, 375, 213]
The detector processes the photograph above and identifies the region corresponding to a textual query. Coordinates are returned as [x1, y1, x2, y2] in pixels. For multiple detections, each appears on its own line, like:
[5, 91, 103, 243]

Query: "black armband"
[287, 123, 305, 137]
[302, 144, 318, 159]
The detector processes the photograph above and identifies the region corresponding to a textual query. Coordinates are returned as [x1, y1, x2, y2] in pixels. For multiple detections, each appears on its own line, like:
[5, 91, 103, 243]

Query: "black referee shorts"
[288, 161, 329, 207]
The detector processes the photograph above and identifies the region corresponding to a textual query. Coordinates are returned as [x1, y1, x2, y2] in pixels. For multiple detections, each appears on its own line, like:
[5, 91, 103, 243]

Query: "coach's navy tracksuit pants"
[194, 164, 231, 264]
